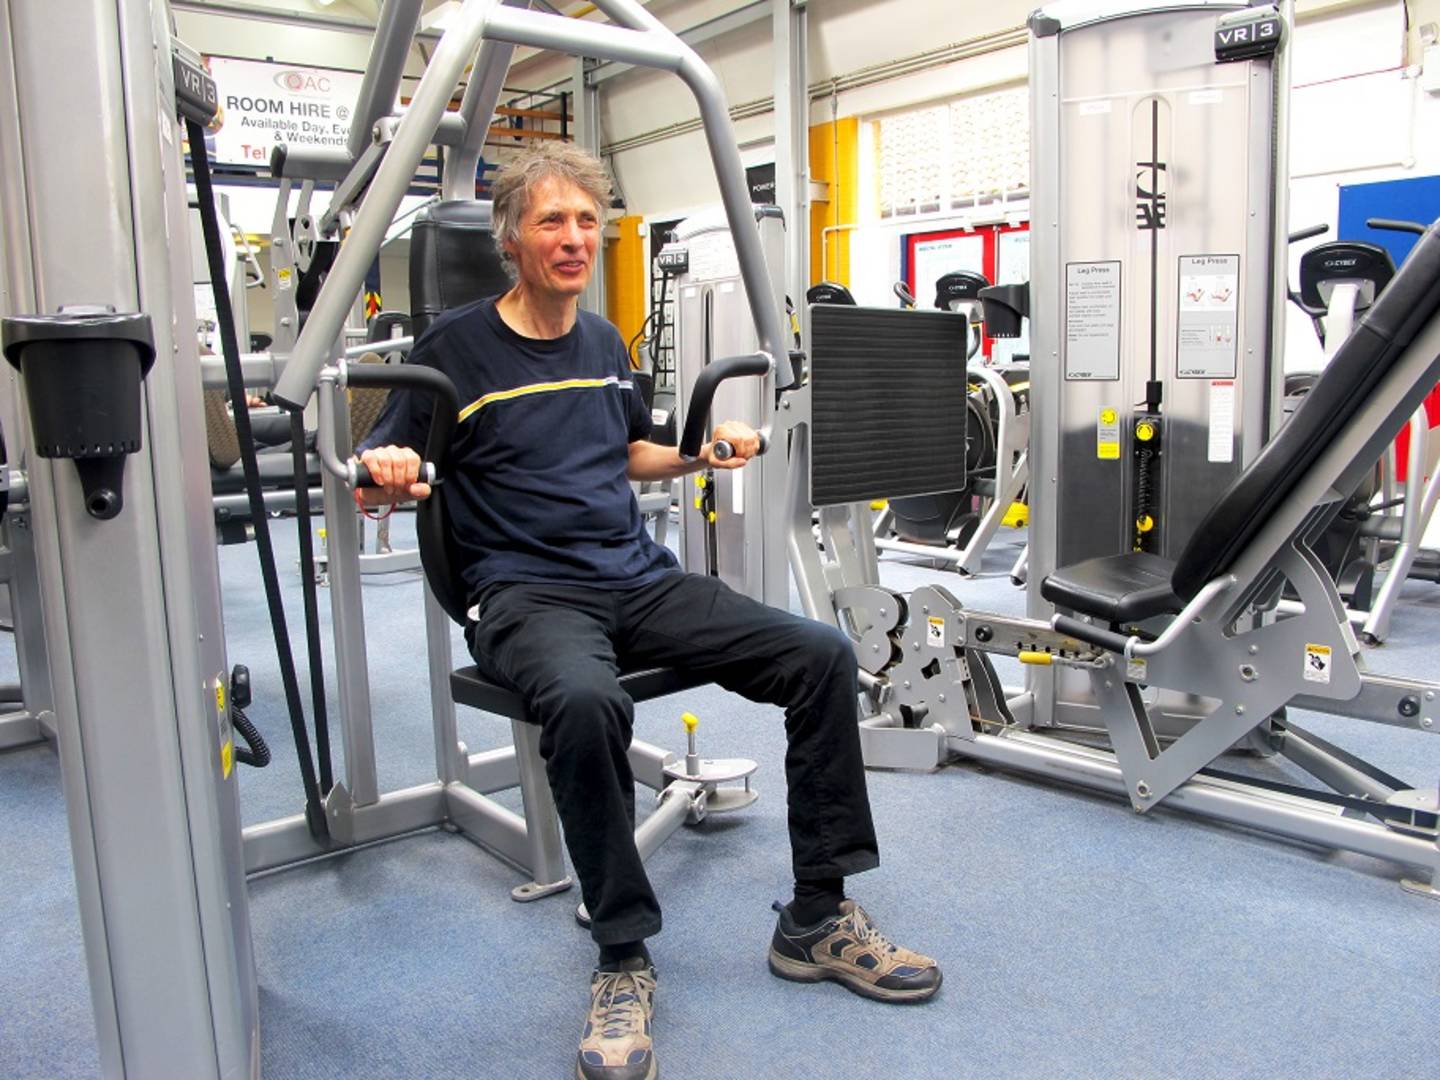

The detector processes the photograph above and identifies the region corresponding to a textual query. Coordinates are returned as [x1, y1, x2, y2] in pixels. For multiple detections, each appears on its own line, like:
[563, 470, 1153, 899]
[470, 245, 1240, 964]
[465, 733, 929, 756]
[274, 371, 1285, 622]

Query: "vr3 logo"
[1214, 12, 1283, 62]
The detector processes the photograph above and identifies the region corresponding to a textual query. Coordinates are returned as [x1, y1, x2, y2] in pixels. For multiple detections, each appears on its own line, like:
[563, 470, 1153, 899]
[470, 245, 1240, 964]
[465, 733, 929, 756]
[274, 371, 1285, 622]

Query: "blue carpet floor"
[2, 513, 1439, 1078]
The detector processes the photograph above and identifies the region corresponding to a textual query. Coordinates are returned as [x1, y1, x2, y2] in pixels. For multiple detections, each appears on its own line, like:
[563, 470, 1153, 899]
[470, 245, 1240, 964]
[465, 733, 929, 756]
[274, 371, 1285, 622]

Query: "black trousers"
[465, 570, 880, 946]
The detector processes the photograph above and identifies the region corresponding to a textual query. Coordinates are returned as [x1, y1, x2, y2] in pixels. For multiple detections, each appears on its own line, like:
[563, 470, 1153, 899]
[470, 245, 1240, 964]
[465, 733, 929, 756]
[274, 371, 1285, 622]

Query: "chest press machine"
[0, 0, 800, 1073]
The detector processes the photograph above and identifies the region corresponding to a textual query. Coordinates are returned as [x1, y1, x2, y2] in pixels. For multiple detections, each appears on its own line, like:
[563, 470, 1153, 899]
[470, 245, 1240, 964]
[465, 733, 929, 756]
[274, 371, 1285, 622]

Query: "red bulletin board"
[903, 221, 1030, 359]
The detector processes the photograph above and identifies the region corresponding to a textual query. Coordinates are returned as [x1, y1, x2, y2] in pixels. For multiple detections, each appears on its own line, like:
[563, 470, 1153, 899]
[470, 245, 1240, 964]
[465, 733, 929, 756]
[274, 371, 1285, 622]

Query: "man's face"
[505, 174, 600, 301]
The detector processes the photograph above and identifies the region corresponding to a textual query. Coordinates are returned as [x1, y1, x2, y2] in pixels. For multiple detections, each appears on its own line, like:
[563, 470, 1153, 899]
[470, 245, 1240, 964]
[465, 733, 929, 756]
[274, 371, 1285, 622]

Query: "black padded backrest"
[409, 200, 510, 337]
[1172, 220, 1440, 601]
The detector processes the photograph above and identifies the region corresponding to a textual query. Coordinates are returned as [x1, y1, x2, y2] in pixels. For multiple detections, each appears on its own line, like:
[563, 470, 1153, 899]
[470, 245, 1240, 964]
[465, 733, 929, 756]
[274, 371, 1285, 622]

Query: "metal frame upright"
[0, 1, 259, 1074]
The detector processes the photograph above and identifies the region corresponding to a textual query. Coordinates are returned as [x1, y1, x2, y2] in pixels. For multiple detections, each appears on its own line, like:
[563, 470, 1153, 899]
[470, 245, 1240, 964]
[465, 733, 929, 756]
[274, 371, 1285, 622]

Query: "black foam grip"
[1052, 615, 1133, 654]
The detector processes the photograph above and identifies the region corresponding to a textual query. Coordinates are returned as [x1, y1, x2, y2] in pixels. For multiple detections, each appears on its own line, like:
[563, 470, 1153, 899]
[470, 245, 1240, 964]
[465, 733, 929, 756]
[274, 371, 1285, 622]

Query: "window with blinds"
[876, 85, 1029, 219]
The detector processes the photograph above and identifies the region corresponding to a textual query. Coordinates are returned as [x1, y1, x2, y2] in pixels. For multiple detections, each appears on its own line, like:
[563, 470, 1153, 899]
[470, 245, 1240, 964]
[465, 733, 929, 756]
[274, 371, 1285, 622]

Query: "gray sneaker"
[575, 957, 658, 1080]
[768, 899, 941, 1003]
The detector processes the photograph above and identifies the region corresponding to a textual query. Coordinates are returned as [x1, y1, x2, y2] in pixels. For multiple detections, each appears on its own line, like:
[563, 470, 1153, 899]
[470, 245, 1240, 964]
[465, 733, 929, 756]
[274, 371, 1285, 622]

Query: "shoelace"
[593, 970, 652, 1039]
[842, 908, 900, 956]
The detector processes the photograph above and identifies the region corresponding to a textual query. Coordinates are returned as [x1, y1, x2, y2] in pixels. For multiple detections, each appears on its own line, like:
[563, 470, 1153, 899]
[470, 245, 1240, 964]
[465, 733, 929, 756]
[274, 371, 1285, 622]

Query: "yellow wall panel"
[604, 215, 646, 368]
[809, 117, 859, 288]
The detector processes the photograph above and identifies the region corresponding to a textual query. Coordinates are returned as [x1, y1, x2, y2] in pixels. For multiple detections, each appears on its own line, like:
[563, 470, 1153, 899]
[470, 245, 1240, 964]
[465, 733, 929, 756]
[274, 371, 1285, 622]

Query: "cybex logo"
[1135, 160, 1167, 230]
[1323, 258, 1360, 270]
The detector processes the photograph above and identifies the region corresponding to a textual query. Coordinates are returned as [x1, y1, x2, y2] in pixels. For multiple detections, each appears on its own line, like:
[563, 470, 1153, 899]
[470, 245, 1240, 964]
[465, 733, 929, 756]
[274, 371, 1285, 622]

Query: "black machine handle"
[346, 362, 459, 487]
[1366, 217, 1427, 236]
[679, 353, 773, 461]
[1052, 614, 1134, 655]
[1288, 223, 1329, 243]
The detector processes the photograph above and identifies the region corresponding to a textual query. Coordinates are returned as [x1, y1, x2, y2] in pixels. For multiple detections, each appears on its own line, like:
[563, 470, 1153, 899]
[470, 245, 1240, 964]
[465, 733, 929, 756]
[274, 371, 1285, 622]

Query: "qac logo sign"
[273, 69, 334, 95]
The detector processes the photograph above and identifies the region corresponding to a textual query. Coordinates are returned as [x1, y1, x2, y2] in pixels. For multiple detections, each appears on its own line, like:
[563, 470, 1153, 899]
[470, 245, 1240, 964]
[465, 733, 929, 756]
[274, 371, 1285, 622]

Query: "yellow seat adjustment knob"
[1136, 514, 1154, 533]
[681, 711, 699, 733]
[1135, 421, 1156, 442]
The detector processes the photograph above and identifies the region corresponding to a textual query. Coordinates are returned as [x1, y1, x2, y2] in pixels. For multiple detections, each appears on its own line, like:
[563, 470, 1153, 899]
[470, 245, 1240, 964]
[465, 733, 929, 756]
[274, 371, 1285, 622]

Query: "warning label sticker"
[1303, 643, 1332, 684]
[927, 617, 946, 647]
[1097, 406, 1121, 460]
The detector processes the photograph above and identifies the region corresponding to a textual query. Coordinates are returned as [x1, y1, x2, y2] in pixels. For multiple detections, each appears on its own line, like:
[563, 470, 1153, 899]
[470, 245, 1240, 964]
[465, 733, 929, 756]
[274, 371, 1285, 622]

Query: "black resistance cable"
[187, 117, 329, 840]
[289, 410, 333, 794]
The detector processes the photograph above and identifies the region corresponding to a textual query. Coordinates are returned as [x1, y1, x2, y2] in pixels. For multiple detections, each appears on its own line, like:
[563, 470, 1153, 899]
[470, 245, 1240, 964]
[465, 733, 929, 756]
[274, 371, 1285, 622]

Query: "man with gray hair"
[359, 141, 940, 1080]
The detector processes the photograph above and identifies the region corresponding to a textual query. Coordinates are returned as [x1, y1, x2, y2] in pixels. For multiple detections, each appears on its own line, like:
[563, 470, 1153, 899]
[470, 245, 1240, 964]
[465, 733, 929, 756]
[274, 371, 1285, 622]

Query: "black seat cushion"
[1040, 551, 1182, 624]
[409, 200, 511, 338]
[450, 664, 711, 718]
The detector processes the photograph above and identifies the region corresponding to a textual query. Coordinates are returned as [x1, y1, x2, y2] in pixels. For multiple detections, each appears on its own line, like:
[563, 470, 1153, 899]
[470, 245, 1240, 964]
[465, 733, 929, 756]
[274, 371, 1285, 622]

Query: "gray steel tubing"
[345, 336, 412, 357]
[958, 731, 1440, 871]
[212, 488, 324, 518]
[347, 0, 425, 160]
[242, 783, 447, 874]
[627, 737, 674, 791]
[316, 374, 354, 482]
[443, 3, 524, 202]
[483, 6, 682, 72]
[588, 0, 792, 393]
[425, 583, 462, 783]
[275, 0, 499, 408]
[510, 719, 567, 883]
[635, 784, 694, 861]
[1275, 725, 1398, 805]
[466, 745, 521, 794]
[444, 781, 532, 868]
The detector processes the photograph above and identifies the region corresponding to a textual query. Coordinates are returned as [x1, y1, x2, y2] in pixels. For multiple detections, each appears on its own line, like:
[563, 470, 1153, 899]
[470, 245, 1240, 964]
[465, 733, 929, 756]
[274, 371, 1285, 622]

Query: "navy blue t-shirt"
[360, 297, 678, 603]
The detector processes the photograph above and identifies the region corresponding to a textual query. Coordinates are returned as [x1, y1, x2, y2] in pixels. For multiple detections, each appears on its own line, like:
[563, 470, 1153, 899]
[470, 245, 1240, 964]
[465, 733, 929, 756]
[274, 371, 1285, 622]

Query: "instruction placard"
[1208, 380, 1235, 464]
[1177, 254, 1239, 378]
[927, 617, 946, 647]
[1065, 262, 1122, 380]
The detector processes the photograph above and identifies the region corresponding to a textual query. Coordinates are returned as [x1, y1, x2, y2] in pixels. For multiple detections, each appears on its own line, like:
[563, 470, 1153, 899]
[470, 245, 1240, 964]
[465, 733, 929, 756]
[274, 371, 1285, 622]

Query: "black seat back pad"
[409, 200, 511, 338]
[1172, 220, 1440, 601]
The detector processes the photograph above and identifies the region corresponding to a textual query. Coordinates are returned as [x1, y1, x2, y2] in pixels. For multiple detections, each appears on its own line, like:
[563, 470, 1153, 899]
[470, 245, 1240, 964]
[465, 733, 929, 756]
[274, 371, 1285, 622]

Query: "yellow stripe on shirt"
[457, 375, 631, 423]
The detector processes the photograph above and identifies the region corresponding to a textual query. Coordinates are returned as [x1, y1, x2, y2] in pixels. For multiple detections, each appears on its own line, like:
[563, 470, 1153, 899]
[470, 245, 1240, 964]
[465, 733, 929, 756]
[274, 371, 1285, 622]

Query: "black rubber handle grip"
[711, 431, 771, 462]
[352, 460, 435, 488]
[1366, 217, 1427, 236]
[679, 353, 770, 459]
[1287, 223, 1329, 243]
[1052, 614, 1133, 654]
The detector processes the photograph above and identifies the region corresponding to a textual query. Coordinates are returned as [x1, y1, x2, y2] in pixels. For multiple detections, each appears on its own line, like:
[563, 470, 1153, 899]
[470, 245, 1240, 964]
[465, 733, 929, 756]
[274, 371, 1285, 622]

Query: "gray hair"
[490, 142, 613, 278]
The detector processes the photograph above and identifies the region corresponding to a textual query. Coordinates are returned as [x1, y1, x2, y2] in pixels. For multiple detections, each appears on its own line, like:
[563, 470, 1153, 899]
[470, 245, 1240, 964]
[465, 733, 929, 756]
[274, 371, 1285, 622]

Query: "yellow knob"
[707, 511, 717, 524]
[695, 475, 707, 489]
[1136, 515, 1155, 533]
[681, 711, 699, 733]
[1018, 650, 1054, 666]
[1100, 408, 1117, 425]
[1135, 421, 1156, 442]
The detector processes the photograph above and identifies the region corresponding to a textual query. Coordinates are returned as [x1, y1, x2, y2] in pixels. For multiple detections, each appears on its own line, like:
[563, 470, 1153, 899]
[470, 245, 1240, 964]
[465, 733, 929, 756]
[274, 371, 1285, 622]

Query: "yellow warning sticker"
[926, 616, 946, 647]
[1303, 643, 1332, 684]
[221, 738, 234, 779]
[1098, 406, 1121, 460]
[215, 682, 226, 716]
